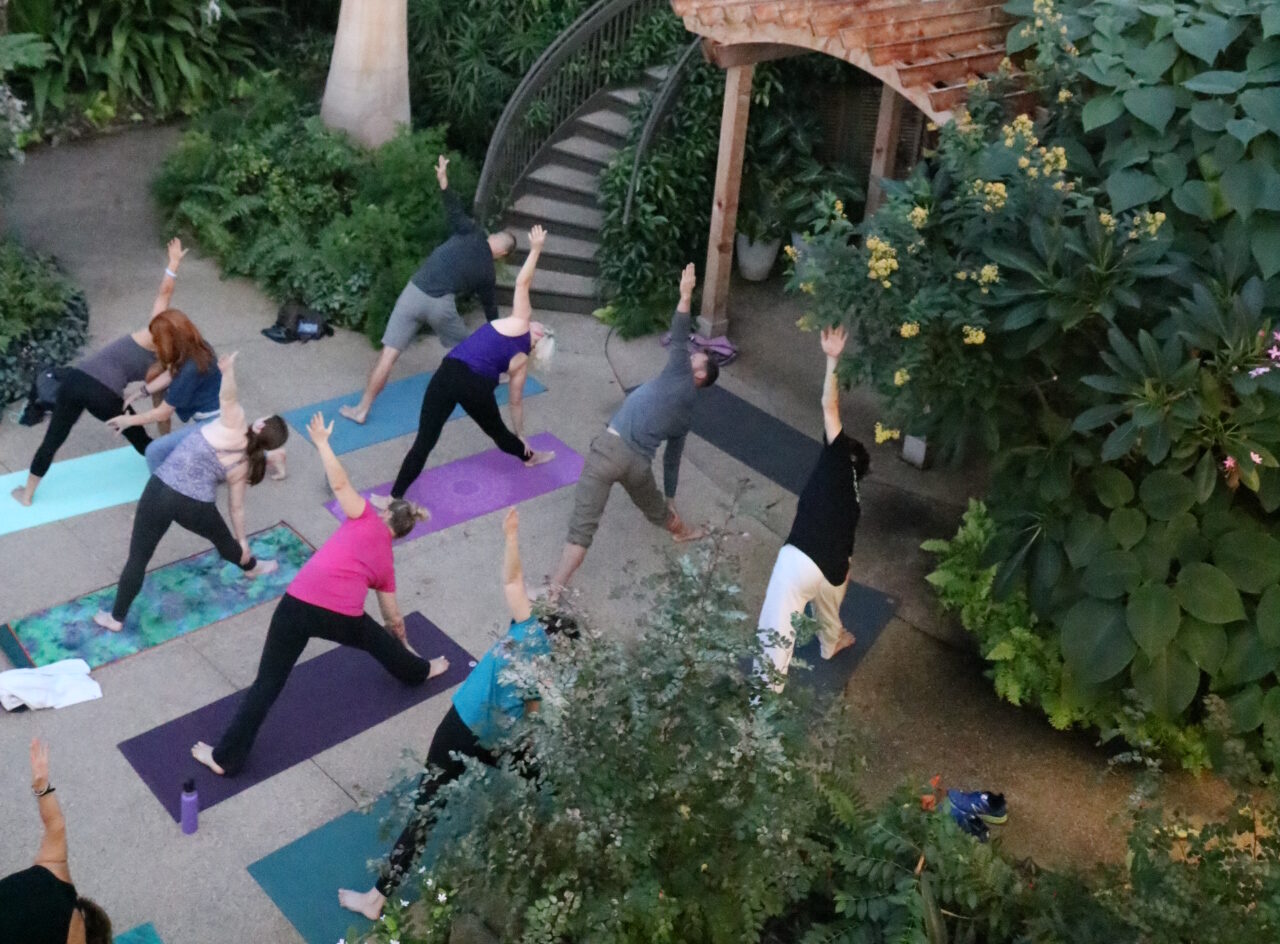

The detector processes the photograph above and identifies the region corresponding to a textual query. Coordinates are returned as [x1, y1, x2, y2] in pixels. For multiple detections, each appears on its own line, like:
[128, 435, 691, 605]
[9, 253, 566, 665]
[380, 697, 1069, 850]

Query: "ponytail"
[245, 416, 289, 486]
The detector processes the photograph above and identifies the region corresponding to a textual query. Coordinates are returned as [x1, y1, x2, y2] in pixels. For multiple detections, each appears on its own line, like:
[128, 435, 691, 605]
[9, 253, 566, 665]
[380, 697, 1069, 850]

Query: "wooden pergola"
[671, 0, 1015, 336]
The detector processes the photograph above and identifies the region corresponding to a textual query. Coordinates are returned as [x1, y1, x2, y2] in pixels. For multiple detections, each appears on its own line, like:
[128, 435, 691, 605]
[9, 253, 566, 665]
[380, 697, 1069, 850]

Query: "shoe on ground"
[948, 805, 990, 842]
[947, 789, 1008, 825]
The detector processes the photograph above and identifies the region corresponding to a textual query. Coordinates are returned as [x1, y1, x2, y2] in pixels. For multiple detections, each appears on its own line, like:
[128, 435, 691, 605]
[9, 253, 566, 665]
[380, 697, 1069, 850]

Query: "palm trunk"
[320, 0, 411, 148]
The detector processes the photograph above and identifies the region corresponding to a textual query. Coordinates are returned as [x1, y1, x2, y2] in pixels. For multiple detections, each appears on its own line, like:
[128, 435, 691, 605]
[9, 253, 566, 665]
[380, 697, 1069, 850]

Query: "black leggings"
[213, 593, 431, 776]
[110, 476, 249, 622]
[391, 357, 531, 499]
[377, 704, 495, 894]
[30, 368, 151, 477]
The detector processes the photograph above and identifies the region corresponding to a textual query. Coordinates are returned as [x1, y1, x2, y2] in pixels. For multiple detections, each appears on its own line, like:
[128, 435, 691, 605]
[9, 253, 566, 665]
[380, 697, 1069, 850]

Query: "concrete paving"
[0, 127, 1229, 943]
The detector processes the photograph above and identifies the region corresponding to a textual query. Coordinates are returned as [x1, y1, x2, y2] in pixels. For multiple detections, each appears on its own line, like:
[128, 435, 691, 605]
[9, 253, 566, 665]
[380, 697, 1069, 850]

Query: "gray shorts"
[566, 430, 668, 549]
[381, 282, 468, 351]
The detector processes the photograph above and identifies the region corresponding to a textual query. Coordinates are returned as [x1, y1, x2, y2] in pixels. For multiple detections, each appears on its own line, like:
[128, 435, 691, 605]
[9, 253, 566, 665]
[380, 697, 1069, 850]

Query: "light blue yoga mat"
[281, 371, 547, 455]
[0, 446, 149, 536]
[116, 923, 164, 944]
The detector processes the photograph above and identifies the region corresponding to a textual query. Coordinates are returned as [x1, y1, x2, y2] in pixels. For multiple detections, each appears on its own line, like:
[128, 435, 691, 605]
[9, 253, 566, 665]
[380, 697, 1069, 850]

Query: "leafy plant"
[0, 239, 87, 405]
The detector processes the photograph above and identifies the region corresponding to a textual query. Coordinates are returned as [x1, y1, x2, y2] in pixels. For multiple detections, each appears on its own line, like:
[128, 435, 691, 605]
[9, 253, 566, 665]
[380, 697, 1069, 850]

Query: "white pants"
[756, 544, 849, 690]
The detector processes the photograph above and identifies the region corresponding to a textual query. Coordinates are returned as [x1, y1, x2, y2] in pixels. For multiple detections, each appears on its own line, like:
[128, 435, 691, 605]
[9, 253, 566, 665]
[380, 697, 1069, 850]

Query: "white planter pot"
[735, 233, 781, 281]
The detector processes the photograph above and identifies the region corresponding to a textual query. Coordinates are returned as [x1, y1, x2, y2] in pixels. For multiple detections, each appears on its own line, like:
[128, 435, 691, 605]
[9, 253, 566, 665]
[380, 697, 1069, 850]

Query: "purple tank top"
[448, 323, 531, 383]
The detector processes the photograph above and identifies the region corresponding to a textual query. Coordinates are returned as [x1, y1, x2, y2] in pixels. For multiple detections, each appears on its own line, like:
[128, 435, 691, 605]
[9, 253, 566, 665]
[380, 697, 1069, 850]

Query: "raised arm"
[307, 412, 366, 520]
[216, 351, 246, 431]
[502, 507, 533, 623]
[150, 238, 188, 319]
[662, 264, 697, 377]
[29, 739, 72, 884]
[437, 155, 478, 236]
[512, 225, 546, 325]
[820, 325, 847, 443]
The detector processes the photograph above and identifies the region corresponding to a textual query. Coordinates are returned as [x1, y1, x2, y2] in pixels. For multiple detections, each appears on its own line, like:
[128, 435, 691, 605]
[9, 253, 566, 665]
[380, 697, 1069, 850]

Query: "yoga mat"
[116, 923, 164, 944]
[327, 432, 582, 542]
[281, 371, 547, 455]
[797, 580, 898, 694]
[690, 385, 823, 495]
[0, 446, 150, 536]
[0, 523, 312, 670]
[118, 612, 475, 822]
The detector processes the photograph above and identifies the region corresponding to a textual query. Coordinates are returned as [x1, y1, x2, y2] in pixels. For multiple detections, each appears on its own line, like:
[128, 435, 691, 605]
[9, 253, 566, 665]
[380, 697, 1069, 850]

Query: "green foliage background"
[0, 241, 87, 405]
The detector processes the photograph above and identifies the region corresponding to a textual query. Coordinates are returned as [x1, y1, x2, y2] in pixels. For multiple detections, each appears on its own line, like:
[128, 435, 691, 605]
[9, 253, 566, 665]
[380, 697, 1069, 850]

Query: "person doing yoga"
[12, 238, 203, 507]
[548, 263, 714, 595]
[338, 507, 574, 921]
[93, 352, 287, 632]
[755, 326, 867, 691]
[191, 411, 450, 777]
[384, 224, 556, 502]
[340, 154, 516, 425]
[0, 739, 113, 944]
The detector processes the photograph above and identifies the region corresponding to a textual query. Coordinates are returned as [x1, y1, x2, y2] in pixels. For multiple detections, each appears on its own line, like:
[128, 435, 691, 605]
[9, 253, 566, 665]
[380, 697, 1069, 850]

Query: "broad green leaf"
[1151, 152, 1188, 189]
[1226, 684, 1264, 732]
[1131, 646, 1200, 718]
[1109, 507, 1148, 550]
[1267, 5, 1280, 38]
[1173, 15, 1246, 65]
[1189, 99, 1233, 131]
[1226, 117, 1265, 146]
[1240, 87, 1280, 137]
[1218, 627, 1278, 686]
[1256, 585, 1280, 647]
[1101, 420, 1142, 460]
[1083, 549, 1142, 599]
[1220, 160, 1266, 219]
[1139, 470, 1198, 520]
[1083, 93, 1125, 131]
[1092, 466, 1135, 508]
[1061, 598, 1135, 683]
[1106, 169, 1167, 213]
[1127, 583, 1181, 654]
[1181, 70, 1248, 93]
[1172, 179, 1218, 219]
[1176, 562, 1246, 623]
[1193, 451, 1217, 503]
[1251, 212, 1280, 279]
[1065, 512, 1111, 568]
[1177, 616, 1227, 673]
[1075, 403, 1127, 433]
[1123, 86, 1178, 132]
[1211, 530, 1280, 594]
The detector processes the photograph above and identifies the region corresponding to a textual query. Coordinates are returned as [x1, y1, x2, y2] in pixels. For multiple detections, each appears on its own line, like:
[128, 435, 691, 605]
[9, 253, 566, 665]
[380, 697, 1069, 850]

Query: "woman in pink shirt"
[192, 411, 450, 777]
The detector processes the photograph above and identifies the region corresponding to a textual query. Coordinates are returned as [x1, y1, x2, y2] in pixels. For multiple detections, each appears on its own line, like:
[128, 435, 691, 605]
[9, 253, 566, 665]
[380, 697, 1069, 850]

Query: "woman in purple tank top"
[388, 225, 557, 501]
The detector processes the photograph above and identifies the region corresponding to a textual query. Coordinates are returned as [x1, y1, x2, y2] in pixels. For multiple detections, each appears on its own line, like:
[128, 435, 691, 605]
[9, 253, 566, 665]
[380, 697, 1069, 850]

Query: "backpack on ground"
[262, 300, 334, 344]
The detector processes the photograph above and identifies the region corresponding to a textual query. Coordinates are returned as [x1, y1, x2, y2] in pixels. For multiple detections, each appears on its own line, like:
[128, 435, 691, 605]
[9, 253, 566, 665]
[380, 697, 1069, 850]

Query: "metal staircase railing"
[472, 0, 673, 224]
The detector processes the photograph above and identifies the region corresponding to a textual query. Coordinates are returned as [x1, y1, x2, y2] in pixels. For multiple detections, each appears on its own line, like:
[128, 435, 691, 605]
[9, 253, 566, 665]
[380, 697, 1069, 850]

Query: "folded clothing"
[0, 659, 102, 711]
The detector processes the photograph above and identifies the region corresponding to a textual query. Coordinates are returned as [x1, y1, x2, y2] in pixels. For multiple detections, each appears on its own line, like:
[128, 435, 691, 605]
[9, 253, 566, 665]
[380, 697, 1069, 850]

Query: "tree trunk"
[320, 0, 410, 148]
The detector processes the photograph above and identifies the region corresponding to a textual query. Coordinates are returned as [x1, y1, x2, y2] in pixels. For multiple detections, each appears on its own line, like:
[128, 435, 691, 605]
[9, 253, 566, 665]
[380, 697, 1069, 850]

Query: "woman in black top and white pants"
[756, 326, 870, 691]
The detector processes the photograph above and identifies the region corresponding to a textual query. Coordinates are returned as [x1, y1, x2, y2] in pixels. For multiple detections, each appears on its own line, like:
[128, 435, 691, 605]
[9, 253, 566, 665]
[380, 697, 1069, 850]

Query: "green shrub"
[0, 239, 87, 405]
[153, 78, 474, 341]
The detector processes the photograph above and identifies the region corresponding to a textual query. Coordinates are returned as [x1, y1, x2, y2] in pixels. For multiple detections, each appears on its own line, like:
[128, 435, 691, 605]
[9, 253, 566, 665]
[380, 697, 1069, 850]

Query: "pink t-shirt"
[288, 503, 395, 616]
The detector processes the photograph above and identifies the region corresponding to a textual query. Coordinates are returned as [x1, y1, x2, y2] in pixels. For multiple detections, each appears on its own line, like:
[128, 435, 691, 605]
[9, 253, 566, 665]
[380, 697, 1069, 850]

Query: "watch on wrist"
[32, 782, 55, 797]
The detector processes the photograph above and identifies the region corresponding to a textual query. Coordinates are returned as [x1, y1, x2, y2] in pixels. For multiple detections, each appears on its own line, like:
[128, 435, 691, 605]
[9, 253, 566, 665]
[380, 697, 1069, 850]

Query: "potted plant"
[735, 177, 784, 281]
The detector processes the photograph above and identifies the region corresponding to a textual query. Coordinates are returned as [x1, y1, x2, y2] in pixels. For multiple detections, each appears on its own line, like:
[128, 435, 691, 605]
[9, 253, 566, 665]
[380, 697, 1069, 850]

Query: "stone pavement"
[0, 128, 1227, 943]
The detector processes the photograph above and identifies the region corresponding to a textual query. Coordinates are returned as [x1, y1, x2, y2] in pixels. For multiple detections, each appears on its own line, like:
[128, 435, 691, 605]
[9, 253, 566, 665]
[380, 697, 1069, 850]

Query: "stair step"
[576, 108, 633, 144]
[549, 135, 620, 171]
[526, 162, 603, 199]
[607, 86, 648, 108]
[497, 267, 596, 298]
[495, 284, 599, 317]
[512, 227, 599, 262]
[644, 64, 672, 83]
[510, 194, 603, 239]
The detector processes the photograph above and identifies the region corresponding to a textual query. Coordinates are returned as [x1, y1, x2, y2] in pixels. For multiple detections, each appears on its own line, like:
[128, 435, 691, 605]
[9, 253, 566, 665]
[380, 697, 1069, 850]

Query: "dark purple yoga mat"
[328, 431, 583, 542]
[118, 612, 475, 822]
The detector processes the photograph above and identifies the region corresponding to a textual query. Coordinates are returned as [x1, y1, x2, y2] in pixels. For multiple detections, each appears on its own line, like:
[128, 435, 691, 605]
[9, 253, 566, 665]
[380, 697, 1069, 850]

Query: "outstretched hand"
[105, 413, 135, 432]
[217, 350, 238, 373]
[528, 224, 547, 251]
[820, 324, 847, 358]
[435, 155, 449, 189]
[307, 411, 333, 447]
[166, 237, 188, 271]
[29, 738, 50, 790]
[678, 262, 697, 300]
[503, 506, 520, 538]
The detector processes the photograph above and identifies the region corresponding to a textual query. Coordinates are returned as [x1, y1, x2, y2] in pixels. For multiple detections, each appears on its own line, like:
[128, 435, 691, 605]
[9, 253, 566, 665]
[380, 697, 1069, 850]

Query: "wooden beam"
[868, 24, 1009, 66]
[895, 47, 1005, 86]
[809, 0, 992, 31]
[700, 63, 755, 339]
[850, 6, 1009, 48]
[864, 83, 904, 218]
[701, 38, 805, 68]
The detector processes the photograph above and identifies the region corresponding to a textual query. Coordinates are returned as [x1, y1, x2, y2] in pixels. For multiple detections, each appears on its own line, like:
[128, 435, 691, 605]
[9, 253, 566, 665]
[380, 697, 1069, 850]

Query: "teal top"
[452, 617, 549, 748]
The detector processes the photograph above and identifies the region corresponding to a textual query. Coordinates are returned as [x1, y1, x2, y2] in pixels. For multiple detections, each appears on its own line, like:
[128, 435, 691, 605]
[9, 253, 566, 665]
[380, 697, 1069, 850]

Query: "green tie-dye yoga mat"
[0, 522, 313, 670]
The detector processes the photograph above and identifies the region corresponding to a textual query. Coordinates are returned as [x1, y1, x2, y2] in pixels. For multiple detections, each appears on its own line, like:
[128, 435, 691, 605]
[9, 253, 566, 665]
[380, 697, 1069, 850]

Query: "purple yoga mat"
[118, 612, 475, 822]
[328, 431, 583, 542]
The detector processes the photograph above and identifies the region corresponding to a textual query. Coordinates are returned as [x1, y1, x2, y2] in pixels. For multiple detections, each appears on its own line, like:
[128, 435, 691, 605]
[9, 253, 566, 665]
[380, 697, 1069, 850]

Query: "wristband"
[33, 782, 55, 797]
[165, 267, 178, 279]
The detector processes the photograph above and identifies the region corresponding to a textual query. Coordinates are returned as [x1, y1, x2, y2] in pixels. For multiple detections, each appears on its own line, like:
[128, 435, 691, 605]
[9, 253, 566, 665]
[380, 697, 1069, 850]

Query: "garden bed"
[0, 239, 87, 408]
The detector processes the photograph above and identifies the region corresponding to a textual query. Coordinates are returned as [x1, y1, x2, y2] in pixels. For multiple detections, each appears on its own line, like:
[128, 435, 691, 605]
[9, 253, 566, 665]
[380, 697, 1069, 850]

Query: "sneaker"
[947, 789, 1008, 825]
[949, 806, 990, 842]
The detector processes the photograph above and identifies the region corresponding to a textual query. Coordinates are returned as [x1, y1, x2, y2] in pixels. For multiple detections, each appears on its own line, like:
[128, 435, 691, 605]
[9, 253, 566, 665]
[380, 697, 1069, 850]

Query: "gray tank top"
[79, 335, 154, 395]
[156, 428, 244, 502]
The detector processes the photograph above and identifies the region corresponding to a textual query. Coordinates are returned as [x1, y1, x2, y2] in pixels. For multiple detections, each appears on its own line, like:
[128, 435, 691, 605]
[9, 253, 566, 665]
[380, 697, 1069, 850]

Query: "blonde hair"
[529, 328, 556, 371]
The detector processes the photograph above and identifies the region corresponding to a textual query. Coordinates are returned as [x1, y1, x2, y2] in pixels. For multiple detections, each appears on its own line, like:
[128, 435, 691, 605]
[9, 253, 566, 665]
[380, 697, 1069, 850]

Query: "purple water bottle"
[180, 779, 199, 835]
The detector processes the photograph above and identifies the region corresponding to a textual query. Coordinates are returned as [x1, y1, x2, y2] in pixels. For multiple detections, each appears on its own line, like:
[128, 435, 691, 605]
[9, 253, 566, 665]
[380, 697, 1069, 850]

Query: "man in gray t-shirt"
[549, 264, 717, 595]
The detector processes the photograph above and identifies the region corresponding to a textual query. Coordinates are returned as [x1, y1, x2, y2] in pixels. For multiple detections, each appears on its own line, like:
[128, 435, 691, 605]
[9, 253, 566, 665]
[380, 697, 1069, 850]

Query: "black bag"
[18, 365, 67, 426]
[262, 300, 333, 344]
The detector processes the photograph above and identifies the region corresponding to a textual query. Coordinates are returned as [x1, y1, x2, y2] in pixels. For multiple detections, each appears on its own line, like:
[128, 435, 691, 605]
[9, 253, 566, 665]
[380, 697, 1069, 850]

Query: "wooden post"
[699, 63, 754, 339]
[864, 84, 904, 219]
[320, 0, 411, 148]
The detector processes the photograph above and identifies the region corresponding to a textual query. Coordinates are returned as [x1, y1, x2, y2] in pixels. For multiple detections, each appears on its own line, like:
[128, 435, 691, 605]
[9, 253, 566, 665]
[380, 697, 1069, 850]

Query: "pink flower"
[1252, 451, 1264, 465]
[1251, 367, 1271, 377]
[1223, 456, 1237, 471]
[1273, 331, 1280, 342]
[1270, 346, 1280, 360]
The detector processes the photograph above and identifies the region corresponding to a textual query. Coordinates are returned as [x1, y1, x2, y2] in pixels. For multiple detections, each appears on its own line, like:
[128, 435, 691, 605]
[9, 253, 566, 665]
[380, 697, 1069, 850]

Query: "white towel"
[0, 659, 102, 711]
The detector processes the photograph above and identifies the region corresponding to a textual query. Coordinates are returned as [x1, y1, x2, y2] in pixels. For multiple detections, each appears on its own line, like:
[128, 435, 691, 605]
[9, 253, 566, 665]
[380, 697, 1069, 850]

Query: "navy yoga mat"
[797, 581, 897, 693]
[118, 612, 475, 821]
[690, 385, 823, 494]
[281, 370, 547, 455]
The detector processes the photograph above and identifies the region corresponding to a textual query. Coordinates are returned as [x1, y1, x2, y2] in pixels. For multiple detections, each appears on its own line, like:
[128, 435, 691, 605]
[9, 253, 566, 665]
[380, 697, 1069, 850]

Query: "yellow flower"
[1027, 166, 1040, 179]
[926, 121, 938, 132]
[874, 422, 902, 445]
[866, 236, 899, 283]
[978, 263, 1000, 285]
[783, 244, 797, 261]
[982, 181, 1008, 212]
[962, 325, 987, 345]
[1018, 156, 1031, 169]
[908, 205, 929, 230]
[799, 281, 815, 294]
[894, 369, 910, 386]
[1058, 88, 1073, 103]
[881, 279, 892, 288]
[834, 199, 845, 217]
[955, 270, 968, 281]
[1141, 209, 1167, 237]
[899, 321, 920, 338]
[679, 804, 691, 819]
[1098, 210, 1116, 233]
[1042, 146, 1068, 174]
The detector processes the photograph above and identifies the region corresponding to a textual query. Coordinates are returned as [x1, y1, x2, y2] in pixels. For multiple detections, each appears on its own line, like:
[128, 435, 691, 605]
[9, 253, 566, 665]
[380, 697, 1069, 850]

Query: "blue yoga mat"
[116, 923, 164, 944]
[0, 446, 149, 536]
[281, 371, 547, 455]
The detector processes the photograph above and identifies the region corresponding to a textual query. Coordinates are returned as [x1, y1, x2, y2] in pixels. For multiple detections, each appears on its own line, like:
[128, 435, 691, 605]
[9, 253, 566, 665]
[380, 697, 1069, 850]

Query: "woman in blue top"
[386, 225, 557, 502]
[338, 507, 575, 921]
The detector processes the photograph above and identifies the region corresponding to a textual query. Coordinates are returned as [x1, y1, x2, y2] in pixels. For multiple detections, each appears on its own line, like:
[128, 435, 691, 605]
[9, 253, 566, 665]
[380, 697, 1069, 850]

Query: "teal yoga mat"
[281, 370, 547, 455]
[0, 522, 313, 669]
[0, 446, 150, 536]
[116, 923, 164, 944]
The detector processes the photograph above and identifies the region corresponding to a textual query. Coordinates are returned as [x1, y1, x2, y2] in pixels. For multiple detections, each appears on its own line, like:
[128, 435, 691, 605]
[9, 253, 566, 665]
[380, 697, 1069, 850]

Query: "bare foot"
[821, 630, 856, 660]
[246, 558, 279, 578]
[370, 493, 393, 511]
[337, 887, 386, 920]
[191, 741, 225, 776]
[93, 610, 123, 633]
[524, 450, 555, 468]
[10, 487, 32, 507]
[428, 655, 450, 679]
[338, 403, 369, 425]
[672, 525, 707, 544]
[267, 451, 288, 481]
